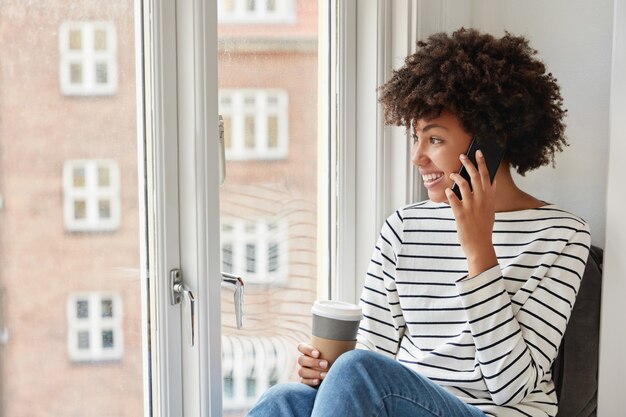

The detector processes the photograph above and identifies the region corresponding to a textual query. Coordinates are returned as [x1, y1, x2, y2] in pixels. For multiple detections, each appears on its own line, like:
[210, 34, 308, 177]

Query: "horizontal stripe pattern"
[357, 201, 590, 417]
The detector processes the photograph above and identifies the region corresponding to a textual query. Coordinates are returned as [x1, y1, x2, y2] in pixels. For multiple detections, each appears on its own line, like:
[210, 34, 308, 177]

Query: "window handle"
[218, 115, 226, 185]
[170, 269, 196, 346]
[221, 272, 244, 329]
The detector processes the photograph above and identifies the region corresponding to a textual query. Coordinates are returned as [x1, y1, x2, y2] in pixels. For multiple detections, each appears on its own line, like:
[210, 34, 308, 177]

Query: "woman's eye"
[430, 137, 442, 144]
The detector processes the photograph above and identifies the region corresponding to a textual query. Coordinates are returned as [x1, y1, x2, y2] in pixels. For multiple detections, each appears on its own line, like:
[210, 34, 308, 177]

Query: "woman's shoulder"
[496, 203, 588, 227]
[396, 200, 452, 219]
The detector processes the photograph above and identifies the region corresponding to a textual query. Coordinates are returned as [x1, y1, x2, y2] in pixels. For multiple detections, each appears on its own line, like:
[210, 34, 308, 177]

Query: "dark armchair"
[552, 245, 603, 417]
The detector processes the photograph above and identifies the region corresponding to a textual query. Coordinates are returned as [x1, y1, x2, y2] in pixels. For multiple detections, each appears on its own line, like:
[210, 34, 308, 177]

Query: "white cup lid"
[311, 300, 363, 321]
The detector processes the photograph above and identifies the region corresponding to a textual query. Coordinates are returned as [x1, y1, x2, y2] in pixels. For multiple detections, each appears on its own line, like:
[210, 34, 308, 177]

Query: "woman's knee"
[329, 349, 390, 379]
[258, 382, 314, 403]
[247, 382, 317, 417]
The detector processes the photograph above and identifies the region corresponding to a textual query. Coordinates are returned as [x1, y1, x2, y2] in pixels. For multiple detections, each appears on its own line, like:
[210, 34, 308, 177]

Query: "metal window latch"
[170, 269, 196, 346]
[221, 272, 244, 329]
[170, 269, 245, 345]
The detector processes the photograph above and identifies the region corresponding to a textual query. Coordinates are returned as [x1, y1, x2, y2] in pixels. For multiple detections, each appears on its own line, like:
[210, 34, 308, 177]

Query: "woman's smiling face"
[411, 111, 473, 203]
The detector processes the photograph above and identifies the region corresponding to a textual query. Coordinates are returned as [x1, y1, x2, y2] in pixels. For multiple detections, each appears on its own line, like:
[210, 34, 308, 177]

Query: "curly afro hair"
[378, 28, 567, 175]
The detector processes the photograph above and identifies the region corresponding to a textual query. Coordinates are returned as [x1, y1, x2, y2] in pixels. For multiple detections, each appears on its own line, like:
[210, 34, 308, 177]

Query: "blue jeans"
[246, 349, 486, 417]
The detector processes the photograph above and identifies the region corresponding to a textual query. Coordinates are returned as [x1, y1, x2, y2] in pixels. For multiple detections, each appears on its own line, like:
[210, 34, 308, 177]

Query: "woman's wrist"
[465, 245, 498, 278]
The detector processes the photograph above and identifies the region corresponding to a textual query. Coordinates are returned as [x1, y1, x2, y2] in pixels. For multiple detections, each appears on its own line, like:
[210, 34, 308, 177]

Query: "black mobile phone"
[451, 138, 505, 200]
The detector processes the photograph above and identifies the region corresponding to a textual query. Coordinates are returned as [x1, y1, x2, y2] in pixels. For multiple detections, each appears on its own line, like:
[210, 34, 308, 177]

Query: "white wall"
[418, 0, 614, 247]
[598, 0, 626, 413]
[412, 1, 624, 413]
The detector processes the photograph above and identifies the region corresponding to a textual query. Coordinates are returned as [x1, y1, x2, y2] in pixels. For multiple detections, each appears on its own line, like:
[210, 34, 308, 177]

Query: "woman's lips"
[422, 172, 445, 189]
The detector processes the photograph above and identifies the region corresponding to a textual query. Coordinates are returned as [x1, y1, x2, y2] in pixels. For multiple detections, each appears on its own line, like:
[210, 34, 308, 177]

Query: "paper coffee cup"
[310, 300, 363, 365]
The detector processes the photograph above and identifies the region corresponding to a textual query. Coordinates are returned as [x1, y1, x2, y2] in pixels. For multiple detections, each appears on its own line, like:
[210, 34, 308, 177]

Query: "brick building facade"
[0, 0, 318, 415]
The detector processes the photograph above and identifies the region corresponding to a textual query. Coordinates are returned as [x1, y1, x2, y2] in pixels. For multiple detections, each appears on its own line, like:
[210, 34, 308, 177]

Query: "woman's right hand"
[297, 342, 329, 387]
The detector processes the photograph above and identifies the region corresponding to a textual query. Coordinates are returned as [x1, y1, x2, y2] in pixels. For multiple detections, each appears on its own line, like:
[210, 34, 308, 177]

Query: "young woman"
[247, 28, 591, 417]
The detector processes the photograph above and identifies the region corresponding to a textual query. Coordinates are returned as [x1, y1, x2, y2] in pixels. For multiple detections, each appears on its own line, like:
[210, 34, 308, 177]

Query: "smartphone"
[451, 138, 505, 200]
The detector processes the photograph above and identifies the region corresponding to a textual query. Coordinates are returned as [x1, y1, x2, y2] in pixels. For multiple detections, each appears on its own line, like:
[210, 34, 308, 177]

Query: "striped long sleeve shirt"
[357, 200, 591, 417]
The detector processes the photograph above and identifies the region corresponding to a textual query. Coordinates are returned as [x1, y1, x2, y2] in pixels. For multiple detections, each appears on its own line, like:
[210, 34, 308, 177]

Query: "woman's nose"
[411, 141, 428, 166]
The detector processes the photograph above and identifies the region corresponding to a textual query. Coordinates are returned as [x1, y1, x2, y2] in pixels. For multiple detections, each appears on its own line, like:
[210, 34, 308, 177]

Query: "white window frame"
[66, 292, 124, 362]
[59, 21, 118, 96]
[221, 219, 288, 284]
[147, 0, 222, 415]
[63, 159, 121, 232]
[219, 89, 289, 161]
[217, 0, 296, 24]
[329, 0, 420, 303]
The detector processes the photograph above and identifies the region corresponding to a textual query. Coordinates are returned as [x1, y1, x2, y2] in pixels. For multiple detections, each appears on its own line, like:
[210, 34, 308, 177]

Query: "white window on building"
[59, 21, 117, 96]
[222, 335, 291, 410]
[218, 0, 296, 24]
[219, 90, 289, 161]
[67, 292, 123, 362]
[221, 219, 288, 284]
[63, 159, 121, 232]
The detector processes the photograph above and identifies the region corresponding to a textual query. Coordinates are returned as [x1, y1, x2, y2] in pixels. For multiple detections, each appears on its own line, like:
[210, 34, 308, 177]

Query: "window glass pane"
[246, 377, 256, 398]
[268, 242, 278, 272]
[98, 166, 110, 187]
[99, 199, 111, 219]
[244, 116, 255, 149]
[94, 29, 107, 51]
[224, 375, 234, 398]
[74, 200, 87, 220]
[101, 299, 113, 318]
[73, 167, 85, 187]
[245, 243, 256, 273]
[77, 331, 90, 349]
[70, 63, 83, 84]
[223, 115, 233, 149]
[95, 62, 108, 84]
[222, 243, 233, 273]
[102, 330, 114, 349]
[1, 2, 147, 415]
[267, 116, 278, 149]
[76, 300, 89, 319]
[219, 0, 319, 413]
[69, 29, 82, 50]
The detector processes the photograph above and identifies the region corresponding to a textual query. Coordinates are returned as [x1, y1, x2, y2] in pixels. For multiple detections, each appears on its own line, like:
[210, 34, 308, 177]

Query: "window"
[221, 219, 288, 284]
[222, 335, 290, 410]
[67, 292, 123, 362]
[63, 159, 121, 232]
[219, 90, 289, 160]
[218, 0, 296, 24]
[59, 21, 117, 96]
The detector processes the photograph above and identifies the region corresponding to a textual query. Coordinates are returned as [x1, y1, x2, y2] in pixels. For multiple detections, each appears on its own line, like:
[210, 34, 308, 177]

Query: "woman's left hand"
[445, 150, 498, 278]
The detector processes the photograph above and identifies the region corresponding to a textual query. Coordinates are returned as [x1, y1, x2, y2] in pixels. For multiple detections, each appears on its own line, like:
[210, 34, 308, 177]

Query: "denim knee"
[247, 382, 316, 417]
[259, 382, 312, 403]
[331, 348, 386, 375]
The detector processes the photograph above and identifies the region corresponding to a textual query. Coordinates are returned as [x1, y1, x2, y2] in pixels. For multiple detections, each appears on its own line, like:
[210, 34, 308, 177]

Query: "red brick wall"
[0, 0, 318, 415]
